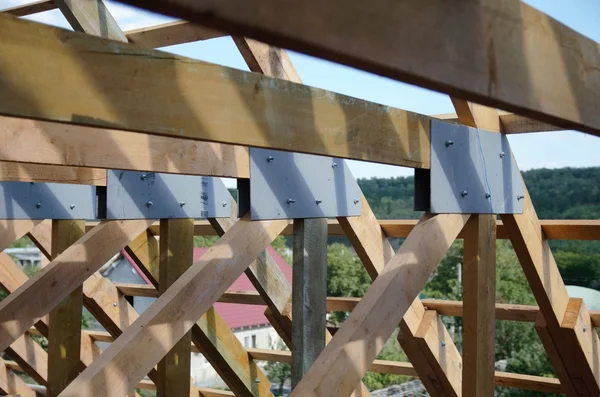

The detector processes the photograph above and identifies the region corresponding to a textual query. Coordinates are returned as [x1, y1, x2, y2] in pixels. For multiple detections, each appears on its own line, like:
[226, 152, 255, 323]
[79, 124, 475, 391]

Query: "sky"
[2, 0, 600, 182]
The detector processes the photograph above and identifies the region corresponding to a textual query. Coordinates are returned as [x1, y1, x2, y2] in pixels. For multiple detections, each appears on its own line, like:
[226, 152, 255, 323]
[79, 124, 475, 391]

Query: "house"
[105, 245, 292, 388]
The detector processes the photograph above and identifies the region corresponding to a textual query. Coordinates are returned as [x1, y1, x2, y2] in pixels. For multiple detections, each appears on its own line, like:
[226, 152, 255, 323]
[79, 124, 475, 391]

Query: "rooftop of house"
[123, 245, 292, 330]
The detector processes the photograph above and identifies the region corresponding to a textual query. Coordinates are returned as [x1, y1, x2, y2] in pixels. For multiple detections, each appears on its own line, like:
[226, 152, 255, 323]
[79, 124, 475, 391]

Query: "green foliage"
[362, 330, 410, 391]
[265, 341, 291, 396]
[193, 235, 218, 247]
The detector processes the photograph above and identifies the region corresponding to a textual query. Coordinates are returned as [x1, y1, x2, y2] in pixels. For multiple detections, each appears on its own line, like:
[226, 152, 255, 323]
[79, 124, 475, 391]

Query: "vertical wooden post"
[47, 219, 85, 397]
[291, 218, 327, 389]
[462, 214, 496, 397]
[156, 218, 194, 397]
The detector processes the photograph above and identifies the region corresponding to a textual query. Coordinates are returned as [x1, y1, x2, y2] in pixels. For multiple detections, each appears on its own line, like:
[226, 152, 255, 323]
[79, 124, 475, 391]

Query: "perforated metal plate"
[248, 148, 362, 220]
[106, 170, 231, 219]
[430, 120, 524, 214]
[0, 182, 97, 219]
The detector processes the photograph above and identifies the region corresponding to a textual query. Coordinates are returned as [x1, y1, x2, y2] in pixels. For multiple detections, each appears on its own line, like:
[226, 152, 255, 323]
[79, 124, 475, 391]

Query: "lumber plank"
[58, 215, 287, 397]
[433, 111, 561, 134]
[1, 0, 54, 16]
[126, 222, 275, 397]
[0, 15, 431, 169]
[55, 0, 127, 42]
[156, 219, 194, 397]
[291, 218, 327, 389]
[118, 0, 600, 138]
[143, 218, 600, 241]
[47, 220, 85, 396]
[339, 195, 461, 396]
[4, 332, 48, 386]
[0, 162, 106, 185]
[290, 213, 469, 397]
[127, 20, 224, 47]
[0, 356, 36, 397]
[503, 191, 600, 394]
[453, 101, 498, 397]
[0, 219, 152, 352]
[27, 220, 52, 260]
[0, 219, 42, 252]
[0, 117, 249, 180]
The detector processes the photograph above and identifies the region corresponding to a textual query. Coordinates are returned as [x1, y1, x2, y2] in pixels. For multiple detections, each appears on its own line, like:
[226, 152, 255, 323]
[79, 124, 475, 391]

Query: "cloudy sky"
[2, 0, 600, 181]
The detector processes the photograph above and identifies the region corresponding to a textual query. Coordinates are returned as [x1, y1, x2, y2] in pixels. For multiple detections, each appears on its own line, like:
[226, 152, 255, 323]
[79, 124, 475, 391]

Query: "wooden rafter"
[116, 0, 600, 138]
[0, 14, 431, 169]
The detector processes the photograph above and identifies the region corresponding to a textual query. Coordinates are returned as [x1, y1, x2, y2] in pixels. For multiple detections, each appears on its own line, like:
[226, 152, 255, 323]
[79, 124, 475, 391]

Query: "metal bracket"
[245, 148, 362, 220]
[106, 170, 232, 219]
[0, 182, 97, 219]
[421, 120, 524, 214]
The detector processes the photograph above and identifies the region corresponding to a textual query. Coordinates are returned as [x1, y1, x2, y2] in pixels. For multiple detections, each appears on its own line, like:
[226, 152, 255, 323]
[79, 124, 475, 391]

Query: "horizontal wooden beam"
[126, 20, 225, 47]
[117, 0, 600, 138]
[130, 219, 600, 241]
[0, 0, 54, 16]
[111, 290, 600, 329]
[0, 115, 249, 179]
[0, 15, 431, 169]
[434, 111, 561, 134]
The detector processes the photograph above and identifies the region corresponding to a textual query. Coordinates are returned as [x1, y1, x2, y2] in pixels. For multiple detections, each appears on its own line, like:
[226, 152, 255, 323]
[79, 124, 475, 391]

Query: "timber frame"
[0, 1, 598, 396]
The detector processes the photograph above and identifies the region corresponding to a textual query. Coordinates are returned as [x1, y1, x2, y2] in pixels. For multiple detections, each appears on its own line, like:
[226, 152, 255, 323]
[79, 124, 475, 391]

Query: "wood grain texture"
[119, 0, 600, 137]
[0, 220, 152, 352]
[291, 218, 327, 389]
[47, 220, 85, 397]
[0, 162, 106, 185]
[0, 219, 42, 251]
[0, 0, 55, 16]
[126, 20, 224, 48]
[59, 215, 287, 397]
[0, 15, 431, 169]
[339, 195, 462, 397]
[0, 356, 36, 397]
[157, 219, 194, 397]
[290, 213, 469, 397]
[55, 0, 127, 42]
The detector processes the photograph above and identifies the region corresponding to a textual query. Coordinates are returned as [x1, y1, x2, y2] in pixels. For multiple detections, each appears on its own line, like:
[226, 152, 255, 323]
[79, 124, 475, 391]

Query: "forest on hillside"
[267, 167, 600, 396]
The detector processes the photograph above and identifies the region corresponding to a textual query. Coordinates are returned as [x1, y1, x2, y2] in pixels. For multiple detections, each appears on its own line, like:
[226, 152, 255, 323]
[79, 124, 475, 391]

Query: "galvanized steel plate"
[106, 170, 231, 219]
[430, 120, 524, 214]
[249, 148, 362, 220]
[0, 182, 97, 219]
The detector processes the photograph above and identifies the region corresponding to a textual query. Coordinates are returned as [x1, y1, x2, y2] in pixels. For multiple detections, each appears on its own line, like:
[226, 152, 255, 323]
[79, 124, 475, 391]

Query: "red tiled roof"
[126, 245, 292, 330]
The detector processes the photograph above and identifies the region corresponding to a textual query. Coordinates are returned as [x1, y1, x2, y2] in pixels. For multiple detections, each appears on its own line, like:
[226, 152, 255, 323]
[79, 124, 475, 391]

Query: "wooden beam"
[141, 218, 600, 241]
[0, 356, 36, 397]
[0, 162, 106, 185]
[55, 0, 127, 41]
[291, 219, 327, 388]
[503, 191, 600, 394]
[59, 215, 287, 397]
[433, 111, 562, 134]
[0, 15, 431, 169]
[156, 219, 194, 397]
[290, 213, 469, 397]
[47, 220, 85, 396]
[125, 224, 275, 397]
[1, 0, 54, 16]
[0, 219, 152, 351]
[127, 20, 224, 47]
[118, 0, 600, 138]
[451, 100, 499, 397]
[0, 219, 42, 251]
[339, 194, 462, 397]
[4, 331, 48, 386]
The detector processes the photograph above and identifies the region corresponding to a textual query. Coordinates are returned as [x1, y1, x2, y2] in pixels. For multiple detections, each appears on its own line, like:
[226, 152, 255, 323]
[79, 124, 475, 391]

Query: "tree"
[265, 341, 291, 396]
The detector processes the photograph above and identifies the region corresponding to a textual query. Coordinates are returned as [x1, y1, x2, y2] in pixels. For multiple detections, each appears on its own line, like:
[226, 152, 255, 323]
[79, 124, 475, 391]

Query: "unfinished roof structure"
[0, 0, 599, 396]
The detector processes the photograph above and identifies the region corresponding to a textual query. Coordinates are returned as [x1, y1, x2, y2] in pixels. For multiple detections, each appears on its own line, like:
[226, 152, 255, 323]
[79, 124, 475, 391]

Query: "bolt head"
[517, 195, 525, 200]
[141, 174, 147, 180]
[222, 201, 227, 207]
[255, 378, 260, 384]
[500, 152, 506, 158]
[287, 198, 295, 204]
[461, 190, 468, 197]
[70, 204, 76, 210]
[584, 325, 588, 332]
[316, 199, 322, 205]
[35, 202, 42, 208]
[353, 199, 360, 204]
[441, 341, 446, 347]
[485, 193, 491, 199]
[179, 201, 186, 207]
[113, 302, 118, 307]
[332, 162, 338, 168]
[445, 140, 454, 147]
[266, 155, 274, 162]
[146, 201, 154, 207]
